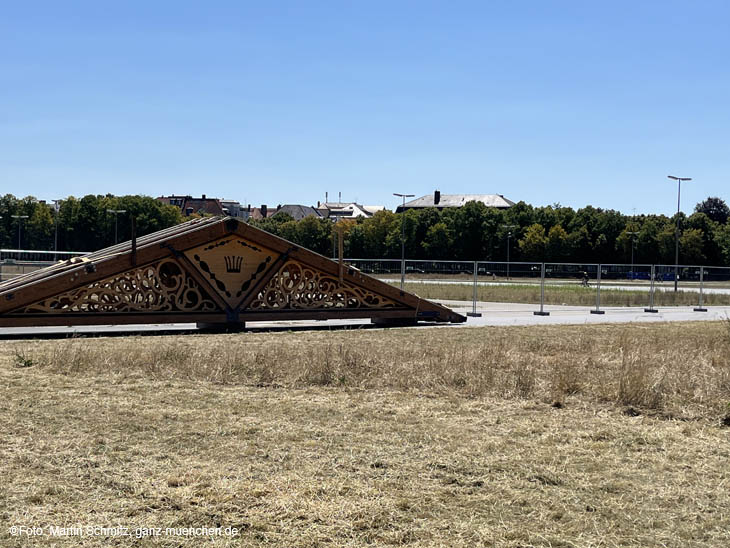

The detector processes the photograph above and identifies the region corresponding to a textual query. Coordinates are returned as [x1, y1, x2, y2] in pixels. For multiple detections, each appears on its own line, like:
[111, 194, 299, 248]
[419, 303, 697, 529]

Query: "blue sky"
[2, 1, 728, 215]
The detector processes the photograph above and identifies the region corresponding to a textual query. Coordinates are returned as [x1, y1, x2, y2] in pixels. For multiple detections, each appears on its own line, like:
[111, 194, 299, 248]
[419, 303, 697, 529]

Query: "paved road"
[440, 300, 730, 327]
[0, 300, 727, 337]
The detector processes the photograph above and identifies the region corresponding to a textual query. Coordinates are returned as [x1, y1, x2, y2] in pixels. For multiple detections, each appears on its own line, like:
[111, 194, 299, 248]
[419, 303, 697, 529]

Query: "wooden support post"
[131, 215, 137, 267]
[196, 322, 246, 332]
[335, 222, 346, 283]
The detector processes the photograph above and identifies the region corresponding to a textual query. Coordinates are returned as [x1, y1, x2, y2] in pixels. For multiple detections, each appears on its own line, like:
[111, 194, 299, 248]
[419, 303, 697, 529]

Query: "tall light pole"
[106, 209, 127, 244]
[667, 175, 691, 292]
[502, 224, 517, 279]
[52, 200, 61, 261]
[626, 231, 639, 276]
[393, 193, 415, 290]
[11, 215, 29, 249]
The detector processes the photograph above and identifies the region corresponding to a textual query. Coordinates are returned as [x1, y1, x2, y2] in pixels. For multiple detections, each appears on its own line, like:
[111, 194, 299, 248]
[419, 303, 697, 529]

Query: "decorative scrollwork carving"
[17, 259, 218, 314]
[249, 261, 397, 310]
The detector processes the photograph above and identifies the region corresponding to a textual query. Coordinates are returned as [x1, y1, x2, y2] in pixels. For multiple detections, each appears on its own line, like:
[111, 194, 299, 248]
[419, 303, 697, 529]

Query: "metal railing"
[0, 249, 87, 262]
[3, 251, 729, 316]
[0, 249, 88, 282]
[344, 258, 730, 316]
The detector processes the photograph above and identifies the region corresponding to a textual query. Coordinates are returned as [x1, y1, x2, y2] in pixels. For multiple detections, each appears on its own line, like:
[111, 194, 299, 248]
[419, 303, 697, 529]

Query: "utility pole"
[106, 209, 127, 244]
[667, 175, 691, 292]
[502, 224, 517, 279]
[11, 215, 29, 249]
[393, 193, 415, 290]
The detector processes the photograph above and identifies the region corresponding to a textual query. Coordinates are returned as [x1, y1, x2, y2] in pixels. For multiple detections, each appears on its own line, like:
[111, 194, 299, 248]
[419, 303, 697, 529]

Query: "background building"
[316, 202, 383, 220]
[157, 195, 225, 216]
[396, 191, 515, 213]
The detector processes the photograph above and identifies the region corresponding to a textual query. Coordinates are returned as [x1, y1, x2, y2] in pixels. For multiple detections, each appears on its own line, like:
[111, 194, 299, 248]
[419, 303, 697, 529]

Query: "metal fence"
[0, 249, 87, 262]
[3, 250, 729, 315]
[0, 249, 88, 282]
[345, 258, 730, 316]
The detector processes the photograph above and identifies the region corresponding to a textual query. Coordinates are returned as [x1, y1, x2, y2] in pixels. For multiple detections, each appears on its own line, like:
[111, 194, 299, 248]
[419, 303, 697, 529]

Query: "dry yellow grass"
[1, 322, 730, 547]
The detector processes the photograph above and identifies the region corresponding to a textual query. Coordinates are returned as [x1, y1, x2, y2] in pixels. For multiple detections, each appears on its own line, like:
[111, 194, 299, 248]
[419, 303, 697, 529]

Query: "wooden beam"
[0, 313, 229, 327]
[0, 308, 460, 328]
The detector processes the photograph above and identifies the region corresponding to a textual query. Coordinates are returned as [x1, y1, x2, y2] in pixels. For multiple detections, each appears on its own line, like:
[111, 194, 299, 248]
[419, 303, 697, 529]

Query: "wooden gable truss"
[0, 217, 466, 327]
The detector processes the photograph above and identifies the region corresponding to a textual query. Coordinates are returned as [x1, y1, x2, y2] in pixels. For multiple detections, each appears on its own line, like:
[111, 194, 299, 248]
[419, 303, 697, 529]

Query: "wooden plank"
[0, 313, 229, 327]
[239, 309, 461, 323]
[0, 308, 460, 328]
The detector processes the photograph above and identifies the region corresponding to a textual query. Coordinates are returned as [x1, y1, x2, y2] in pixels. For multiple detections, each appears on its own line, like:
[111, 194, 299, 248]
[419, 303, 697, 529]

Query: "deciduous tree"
[694, 197, 730, 224]
[518, 224, 547, 261]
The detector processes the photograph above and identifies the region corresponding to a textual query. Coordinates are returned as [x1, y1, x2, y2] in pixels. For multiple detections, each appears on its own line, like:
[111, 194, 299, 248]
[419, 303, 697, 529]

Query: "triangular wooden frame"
[0, 217, 465, 327]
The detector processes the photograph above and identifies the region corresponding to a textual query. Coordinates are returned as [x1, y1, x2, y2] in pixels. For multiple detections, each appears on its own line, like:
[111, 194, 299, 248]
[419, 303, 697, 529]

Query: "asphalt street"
[0, 300, 727, 337]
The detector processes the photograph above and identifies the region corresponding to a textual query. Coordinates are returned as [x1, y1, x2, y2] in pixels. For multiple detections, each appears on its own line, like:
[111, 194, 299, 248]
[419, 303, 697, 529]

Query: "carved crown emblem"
[224, 255, 243, 273]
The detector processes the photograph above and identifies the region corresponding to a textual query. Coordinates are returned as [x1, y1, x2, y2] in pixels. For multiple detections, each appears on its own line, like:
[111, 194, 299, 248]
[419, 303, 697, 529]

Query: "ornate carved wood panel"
[249, 260, 398, 310]
[184, 236, 280, 309]
[15, 259, 218, 314]
[0, 216, 465, 326]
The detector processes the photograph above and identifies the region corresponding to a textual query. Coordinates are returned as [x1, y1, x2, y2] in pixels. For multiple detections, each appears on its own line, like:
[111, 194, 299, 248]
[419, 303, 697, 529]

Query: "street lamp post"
[667, 175, 691, 292]
[106, 209, 127, 244]
[52, 200, 61, 261]
[11, 215, 29, 249]
[626, 231, 639, 277]
[393, 193, 415, 290]
[502, 224, 517, 279]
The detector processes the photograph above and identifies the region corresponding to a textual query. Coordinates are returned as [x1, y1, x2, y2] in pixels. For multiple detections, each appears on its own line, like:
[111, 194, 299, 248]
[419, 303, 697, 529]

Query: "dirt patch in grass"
[1, 322, 730, 546]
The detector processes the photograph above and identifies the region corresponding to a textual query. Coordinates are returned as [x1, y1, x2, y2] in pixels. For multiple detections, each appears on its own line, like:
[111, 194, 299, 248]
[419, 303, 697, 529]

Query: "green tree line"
[0, 194, 182, 251]
[251, 196, 730, 266]
[2, 193, 730, 266]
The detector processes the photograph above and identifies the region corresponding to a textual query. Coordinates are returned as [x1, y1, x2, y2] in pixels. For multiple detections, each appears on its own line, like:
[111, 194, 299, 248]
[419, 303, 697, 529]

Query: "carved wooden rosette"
[17, 259, 217, 314]
[249, 260, 397, 310]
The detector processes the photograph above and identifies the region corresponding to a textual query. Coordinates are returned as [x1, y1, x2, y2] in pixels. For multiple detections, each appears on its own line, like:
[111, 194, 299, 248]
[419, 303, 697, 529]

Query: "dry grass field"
[400, 281, 730, 308]
[2, 322, 730, 547]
